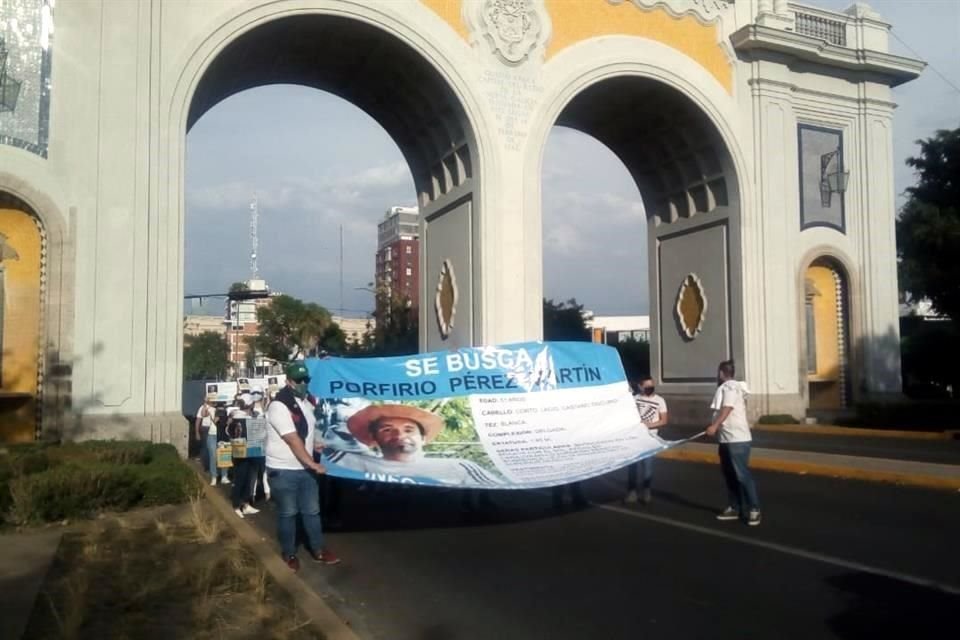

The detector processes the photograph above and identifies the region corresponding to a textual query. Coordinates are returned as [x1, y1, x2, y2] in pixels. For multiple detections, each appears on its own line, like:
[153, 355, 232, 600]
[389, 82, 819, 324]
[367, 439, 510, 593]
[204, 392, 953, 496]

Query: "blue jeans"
[627, 457, 654, 491]
[719, 442, 760, 514]
[268, 468, 324, 558]
[204, 431, 222, 480]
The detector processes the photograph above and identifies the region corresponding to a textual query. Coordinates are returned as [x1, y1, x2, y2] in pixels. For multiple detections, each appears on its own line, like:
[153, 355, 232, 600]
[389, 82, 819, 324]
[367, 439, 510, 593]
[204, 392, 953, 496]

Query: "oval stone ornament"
[676, 273, 707, 340]
[435, 259, 458, 340]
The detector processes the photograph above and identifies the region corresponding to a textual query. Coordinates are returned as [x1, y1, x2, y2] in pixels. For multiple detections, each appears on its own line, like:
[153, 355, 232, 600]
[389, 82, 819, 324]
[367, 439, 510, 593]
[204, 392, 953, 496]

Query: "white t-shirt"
[327, 451, 502, 486]
[196, 404, 215, 429]
[265, 397, 316, 470]
[710, 380, 751, 443]
[634, 393, 668, 436]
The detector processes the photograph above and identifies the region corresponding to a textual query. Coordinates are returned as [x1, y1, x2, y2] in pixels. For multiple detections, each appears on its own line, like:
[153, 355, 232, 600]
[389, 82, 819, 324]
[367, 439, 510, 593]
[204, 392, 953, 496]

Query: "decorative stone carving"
[675, 273, 707, 340]
[435, 259, 458, 340]
[608, 0, 731, 25]
[463, 0, 551, 65]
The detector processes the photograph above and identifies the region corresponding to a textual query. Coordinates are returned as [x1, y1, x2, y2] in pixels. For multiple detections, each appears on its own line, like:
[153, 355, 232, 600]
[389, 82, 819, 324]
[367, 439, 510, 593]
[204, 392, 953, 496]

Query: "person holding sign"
[266, 362, 341, 572]
[625, 377, 669, 504]
[326, 404, 503, 486]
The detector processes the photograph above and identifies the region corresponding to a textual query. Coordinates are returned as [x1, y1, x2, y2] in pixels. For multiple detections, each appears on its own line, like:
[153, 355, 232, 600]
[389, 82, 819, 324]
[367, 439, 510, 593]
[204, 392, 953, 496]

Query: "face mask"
[292, 381, 309, 399]
[642, 386, 655, 396]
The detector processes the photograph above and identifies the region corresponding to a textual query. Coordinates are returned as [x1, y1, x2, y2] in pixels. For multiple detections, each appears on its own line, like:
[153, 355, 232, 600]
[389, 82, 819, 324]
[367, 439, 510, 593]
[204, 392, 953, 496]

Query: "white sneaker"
[241, 504, 260, 515]
[748, 510, 762, 526]
[221, 477, 231, 485]
[210, 478, 217, 487]
[233, 508, 245, 519]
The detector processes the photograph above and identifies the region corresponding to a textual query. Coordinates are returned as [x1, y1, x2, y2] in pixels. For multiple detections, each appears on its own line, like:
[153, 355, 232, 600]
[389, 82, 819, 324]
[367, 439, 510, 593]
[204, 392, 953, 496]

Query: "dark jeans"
[552, 482, 586, 508]
[626, 458, 654, 491]
[268, 468, 324, 558]
[718, 442, 760, 514]
[231, 458, 252, 509]
[247, 457, 266, 501]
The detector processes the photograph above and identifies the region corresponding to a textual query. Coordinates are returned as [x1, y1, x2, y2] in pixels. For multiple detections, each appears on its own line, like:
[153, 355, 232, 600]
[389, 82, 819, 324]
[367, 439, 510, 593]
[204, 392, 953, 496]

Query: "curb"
[658, 448, 960, 492]
[196, 468, 361, 640]
[752, 423, 954, 440]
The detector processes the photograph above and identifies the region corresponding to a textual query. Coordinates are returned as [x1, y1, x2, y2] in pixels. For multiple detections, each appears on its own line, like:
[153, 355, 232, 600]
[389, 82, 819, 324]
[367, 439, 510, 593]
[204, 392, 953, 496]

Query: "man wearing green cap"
[265, 361, 340, 571]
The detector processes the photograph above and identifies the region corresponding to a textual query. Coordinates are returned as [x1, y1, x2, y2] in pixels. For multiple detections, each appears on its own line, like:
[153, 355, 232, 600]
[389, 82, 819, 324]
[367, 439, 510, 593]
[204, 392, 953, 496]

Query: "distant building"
[331, 315, 372, 346]
[183, 315, 226, 338]
[375, 206, 419, 314]
[223, 279, 277, 375]
[586, 315, 651, 345]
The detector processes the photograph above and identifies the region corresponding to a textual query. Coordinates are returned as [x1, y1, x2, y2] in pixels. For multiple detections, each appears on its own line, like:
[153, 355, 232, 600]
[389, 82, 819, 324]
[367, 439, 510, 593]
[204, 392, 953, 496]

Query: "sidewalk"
[661, 441, 960, 491]
[0, 529, 62, 640]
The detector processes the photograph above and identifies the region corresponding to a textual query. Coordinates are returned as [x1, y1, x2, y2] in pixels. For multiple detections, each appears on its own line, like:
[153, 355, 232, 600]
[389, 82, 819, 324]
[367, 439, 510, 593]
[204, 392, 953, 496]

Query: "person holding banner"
[705, 360, 761, 526]
[625, 377, 669, 505]
[326, 404, 503, 486]
[266, 362, 340, 571]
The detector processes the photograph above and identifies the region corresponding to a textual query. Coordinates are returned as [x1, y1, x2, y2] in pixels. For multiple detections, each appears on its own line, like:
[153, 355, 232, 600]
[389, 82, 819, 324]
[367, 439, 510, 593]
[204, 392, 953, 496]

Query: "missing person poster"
[305, 342, 688, 489]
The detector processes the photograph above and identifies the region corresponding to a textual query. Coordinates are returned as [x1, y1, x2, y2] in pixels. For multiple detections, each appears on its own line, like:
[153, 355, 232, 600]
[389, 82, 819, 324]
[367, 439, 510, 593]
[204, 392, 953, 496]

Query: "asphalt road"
[663, 425, 960, 465]
[238, 460, 960, 640]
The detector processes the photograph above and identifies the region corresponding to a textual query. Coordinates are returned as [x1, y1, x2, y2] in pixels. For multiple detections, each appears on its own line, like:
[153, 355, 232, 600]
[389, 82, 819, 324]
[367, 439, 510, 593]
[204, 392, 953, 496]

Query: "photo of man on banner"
[325, 402, 504, 486]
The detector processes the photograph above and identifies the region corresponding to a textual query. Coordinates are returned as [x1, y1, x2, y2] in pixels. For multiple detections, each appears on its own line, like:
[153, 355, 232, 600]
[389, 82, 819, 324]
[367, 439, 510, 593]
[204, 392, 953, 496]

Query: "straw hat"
[346, 404, 444, 446]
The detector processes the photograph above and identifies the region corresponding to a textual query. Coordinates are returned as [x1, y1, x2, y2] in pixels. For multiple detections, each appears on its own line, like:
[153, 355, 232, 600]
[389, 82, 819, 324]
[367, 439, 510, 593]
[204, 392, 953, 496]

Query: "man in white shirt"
[625, 377, 668, 504]
[705, 360, 761, 526]
[266, 362, 341, 572]
[326, 404, 503, 486]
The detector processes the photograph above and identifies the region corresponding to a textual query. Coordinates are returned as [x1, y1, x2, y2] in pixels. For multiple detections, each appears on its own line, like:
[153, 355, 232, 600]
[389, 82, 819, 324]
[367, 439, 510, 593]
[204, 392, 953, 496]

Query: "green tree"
[358, 285, 418, 356]
[319, 322, 349, 355]
[543, 298, 590, 341]
[183, 331, 229, 380]
[250, 294, 332, 361]
[897, 127, 960, 321]
[229, 281, 249, 293]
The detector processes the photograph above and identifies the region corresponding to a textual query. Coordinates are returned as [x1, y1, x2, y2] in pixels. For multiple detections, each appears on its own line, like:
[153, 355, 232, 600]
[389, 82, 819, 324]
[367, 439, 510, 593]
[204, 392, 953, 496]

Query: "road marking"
[596, 502, 960, 597]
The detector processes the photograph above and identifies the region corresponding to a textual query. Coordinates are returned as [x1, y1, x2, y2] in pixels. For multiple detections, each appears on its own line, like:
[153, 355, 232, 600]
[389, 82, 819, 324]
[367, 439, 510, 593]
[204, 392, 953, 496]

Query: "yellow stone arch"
[0, 206, 43, 442]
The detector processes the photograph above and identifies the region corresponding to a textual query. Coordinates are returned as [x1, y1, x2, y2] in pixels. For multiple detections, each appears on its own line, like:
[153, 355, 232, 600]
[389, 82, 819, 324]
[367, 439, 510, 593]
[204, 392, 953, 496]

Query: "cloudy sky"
[185, 0, 959, 319]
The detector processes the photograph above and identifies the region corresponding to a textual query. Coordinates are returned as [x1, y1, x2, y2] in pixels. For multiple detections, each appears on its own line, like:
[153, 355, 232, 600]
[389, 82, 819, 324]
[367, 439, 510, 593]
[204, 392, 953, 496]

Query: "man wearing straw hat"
[326, 403, 502, 486]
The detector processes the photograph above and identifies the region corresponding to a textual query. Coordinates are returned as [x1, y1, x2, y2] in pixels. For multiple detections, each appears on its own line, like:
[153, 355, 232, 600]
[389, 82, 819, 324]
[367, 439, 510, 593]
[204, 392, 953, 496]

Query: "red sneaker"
[310, 548, 341, 565]
[285, 555, 300, 572]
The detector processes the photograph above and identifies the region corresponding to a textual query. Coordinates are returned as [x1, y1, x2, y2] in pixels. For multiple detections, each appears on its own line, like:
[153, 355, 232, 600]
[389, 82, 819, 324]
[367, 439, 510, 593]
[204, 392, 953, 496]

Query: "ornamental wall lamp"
[0, 37, 22, 113]
[819, 148, 849, 208]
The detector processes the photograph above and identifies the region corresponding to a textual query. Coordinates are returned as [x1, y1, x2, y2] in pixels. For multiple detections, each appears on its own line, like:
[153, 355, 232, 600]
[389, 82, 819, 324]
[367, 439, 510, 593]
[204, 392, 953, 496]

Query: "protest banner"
[305, 342, 693, 489]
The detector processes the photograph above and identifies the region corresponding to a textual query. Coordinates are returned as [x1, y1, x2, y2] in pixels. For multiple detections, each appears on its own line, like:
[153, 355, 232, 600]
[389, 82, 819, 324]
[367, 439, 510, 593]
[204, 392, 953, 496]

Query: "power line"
[889, 28, 960, 95]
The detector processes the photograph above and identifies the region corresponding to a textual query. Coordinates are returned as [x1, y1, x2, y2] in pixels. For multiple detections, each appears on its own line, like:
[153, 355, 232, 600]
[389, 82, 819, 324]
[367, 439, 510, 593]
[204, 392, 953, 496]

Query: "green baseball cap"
[285, 362, 310, 382]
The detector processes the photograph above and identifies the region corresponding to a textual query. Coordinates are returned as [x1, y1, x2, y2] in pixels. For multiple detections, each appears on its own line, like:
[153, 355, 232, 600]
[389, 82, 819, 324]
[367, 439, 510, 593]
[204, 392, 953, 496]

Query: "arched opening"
[803, 257, 851, 411]
[180, 12, 481, 386]
[545, 76, 742, 393]
[0, 191, 44, 442]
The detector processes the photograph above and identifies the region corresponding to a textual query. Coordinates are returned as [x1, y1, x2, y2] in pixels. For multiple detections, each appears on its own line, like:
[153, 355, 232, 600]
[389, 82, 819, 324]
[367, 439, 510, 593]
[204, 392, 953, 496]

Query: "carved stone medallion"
[435, 259, 458, 340]
[463, 0, 551, 65]
[675, 273, 707, 340]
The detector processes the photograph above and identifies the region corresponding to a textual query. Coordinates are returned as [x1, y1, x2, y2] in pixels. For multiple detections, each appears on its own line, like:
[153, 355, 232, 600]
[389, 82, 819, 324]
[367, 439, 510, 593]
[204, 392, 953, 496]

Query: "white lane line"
[596, 502, 960, 596]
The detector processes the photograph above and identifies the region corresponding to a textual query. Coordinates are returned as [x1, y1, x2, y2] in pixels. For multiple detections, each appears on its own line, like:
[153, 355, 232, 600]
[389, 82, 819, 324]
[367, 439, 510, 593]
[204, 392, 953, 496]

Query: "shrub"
[3, 442, 200, 525]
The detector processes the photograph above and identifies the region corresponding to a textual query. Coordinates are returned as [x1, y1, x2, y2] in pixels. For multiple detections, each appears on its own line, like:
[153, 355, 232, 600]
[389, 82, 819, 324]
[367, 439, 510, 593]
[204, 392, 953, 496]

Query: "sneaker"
[221, 477, 231, 485]
[642, 488, 652, 505]
[747, 510, 762, 526]
[233, 508, 245, 519]
[624, 490, 639, 504]
[285, 555, 300, 572]
[310, 549, 341, 565]
[716, 507, 739, 521]
[241, 504, 260, 515]
[210, 478, 217, 487]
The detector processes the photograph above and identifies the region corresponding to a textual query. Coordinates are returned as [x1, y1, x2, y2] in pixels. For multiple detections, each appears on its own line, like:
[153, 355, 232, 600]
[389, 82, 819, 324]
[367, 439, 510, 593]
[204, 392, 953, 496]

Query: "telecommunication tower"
[249, 194, 259, 280]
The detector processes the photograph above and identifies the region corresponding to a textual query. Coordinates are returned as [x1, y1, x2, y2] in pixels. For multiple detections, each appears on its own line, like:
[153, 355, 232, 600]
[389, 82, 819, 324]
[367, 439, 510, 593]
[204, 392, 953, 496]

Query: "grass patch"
[22, 502, 321, 640]
[0, 441, 200, 526]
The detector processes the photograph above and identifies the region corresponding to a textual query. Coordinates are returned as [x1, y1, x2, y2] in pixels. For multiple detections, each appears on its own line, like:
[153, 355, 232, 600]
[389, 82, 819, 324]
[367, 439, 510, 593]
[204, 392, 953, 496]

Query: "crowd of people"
[194, 359, 760, 572]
